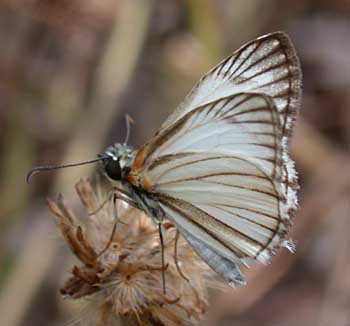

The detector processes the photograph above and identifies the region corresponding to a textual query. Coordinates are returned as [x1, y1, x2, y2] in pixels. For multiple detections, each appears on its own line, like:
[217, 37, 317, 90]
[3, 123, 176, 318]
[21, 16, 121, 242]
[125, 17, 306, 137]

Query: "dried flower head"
[48, 178, 218, 325]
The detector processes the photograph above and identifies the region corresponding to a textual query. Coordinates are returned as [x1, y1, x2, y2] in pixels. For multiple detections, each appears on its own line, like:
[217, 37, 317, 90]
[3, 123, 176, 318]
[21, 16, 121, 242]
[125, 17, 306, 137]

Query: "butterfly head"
[101, 143, 135, 181]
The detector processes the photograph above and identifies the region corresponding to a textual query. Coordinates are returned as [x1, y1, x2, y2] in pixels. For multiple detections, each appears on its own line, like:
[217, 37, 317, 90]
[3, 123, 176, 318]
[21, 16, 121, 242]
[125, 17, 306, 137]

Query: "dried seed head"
[48, 178, 219, 325]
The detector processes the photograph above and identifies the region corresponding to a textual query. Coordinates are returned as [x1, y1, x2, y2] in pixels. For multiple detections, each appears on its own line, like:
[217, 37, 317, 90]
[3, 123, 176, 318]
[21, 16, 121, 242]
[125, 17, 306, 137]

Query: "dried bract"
[48, 178, 217, 325]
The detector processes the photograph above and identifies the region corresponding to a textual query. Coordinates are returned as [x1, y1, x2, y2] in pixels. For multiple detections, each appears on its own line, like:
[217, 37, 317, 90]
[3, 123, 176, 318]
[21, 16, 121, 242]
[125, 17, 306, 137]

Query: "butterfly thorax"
[102, 143, 164, 223]
[101, 143, 136, 181]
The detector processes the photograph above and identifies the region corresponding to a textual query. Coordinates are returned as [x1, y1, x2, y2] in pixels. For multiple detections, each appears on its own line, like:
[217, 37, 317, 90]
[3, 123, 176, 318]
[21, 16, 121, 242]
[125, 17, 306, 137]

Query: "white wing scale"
[171, 217, 246, 288]
[140, 94, 292, 265]
[130, 32, 301, 286]
[160, 31, 301, 135]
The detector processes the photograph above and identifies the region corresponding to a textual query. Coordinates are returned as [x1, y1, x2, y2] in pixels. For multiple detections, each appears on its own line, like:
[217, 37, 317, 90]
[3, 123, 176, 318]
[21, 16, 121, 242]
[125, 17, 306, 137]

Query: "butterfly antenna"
[26, 156, 108, 184]
[123, 114, 134, 144]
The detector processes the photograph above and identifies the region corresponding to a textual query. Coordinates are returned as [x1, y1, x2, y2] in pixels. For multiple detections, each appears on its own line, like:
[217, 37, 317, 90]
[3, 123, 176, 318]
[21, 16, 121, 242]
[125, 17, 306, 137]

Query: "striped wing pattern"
[133, 94, 292, 262]
[128, 32, 301, 286]
[160, 31, 301, 136]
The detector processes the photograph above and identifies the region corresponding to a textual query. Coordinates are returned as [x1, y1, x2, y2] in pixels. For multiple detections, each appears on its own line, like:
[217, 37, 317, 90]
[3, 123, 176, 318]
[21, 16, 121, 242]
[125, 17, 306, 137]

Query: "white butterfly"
[98, 31, 302, 287]
[29, 31, 302, 287]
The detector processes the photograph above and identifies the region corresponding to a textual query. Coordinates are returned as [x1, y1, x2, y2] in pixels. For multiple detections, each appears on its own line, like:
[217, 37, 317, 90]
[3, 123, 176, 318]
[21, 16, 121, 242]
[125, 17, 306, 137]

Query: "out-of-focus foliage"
[0, 1, 348, 325]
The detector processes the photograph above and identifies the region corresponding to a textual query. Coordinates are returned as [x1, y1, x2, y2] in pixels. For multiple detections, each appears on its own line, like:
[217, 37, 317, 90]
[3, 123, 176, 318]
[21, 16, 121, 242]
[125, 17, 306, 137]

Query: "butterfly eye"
[105, 159, 122, 181]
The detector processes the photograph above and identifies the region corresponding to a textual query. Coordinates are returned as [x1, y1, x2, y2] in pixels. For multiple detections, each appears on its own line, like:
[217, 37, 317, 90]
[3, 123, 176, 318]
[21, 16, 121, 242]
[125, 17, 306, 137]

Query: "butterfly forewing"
[160, 32, 301, 136]
[141, 94, 282, 177]
[127, 32, 301, 287]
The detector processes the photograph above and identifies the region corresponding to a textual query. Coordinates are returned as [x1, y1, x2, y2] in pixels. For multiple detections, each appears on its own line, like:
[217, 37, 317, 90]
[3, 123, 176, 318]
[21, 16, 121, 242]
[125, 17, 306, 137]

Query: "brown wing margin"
[128, 32, 302, 183]
[209, 31, 302, 137]
[158, 194, 269, 262]
[270, 32, 302, 137]
[162, 31, 302, 138]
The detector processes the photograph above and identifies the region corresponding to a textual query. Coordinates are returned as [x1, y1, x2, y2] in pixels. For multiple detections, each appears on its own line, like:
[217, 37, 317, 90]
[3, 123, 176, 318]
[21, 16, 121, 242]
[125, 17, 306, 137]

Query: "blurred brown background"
[0, 1, 349, 325]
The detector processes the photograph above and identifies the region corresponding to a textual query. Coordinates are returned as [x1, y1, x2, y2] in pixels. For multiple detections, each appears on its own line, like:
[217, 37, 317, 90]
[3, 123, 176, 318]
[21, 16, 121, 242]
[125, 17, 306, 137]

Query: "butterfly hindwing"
[129, 93, 295, 265]
[174, 223, 246, 287]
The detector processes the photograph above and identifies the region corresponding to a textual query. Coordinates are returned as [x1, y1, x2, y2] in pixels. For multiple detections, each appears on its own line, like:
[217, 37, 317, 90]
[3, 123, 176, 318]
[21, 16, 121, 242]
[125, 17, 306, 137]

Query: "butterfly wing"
[128, 93, 298, 285]
[127, 32, 301, 286]
[160, 31, 301, 136]
[178, 226, 246, 288]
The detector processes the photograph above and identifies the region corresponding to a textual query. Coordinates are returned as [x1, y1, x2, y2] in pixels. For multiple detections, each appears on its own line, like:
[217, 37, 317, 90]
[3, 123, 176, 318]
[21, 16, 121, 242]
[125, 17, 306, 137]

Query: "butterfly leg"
[97, 191, 130, 257]
[88, 189, 114, 216]
[158, 222, 167, 294]
[111, 185, 140, 209]
[125, 187, 169, 292]
[89, 185, 138, 216]
[97, 222, 117, 257]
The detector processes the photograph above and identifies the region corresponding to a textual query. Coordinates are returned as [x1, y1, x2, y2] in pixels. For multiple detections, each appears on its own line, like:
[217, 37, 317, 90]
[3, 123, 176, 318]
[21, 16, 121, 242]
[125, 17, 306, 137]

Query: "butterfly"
[28, 31, 302, 288]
